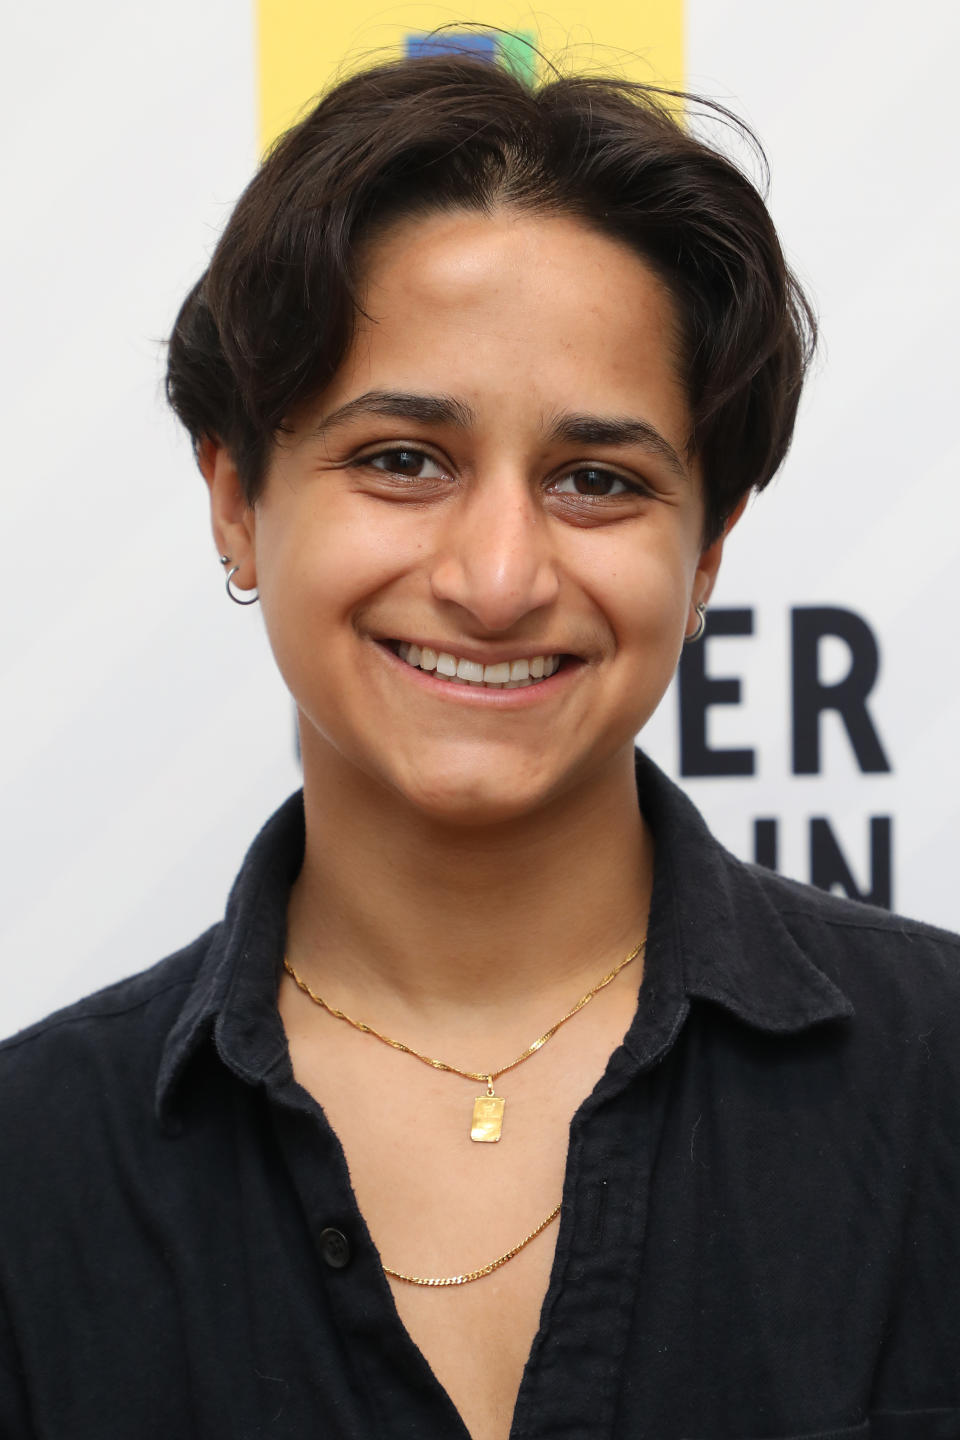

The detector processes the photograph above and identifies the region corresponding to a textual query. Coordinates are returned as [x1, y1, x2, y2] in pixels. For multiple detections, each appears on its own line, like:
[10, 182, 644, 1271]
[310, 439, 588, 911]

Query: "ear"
[198, 437, 258, 591]
[686, 496, 748, 637]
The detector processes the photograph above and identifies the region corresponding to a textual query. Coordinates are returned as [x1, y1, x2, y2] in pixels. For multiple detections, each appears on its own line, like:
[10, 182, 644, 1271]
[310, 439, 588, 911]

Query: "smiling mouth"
[387, 641, 566, 689]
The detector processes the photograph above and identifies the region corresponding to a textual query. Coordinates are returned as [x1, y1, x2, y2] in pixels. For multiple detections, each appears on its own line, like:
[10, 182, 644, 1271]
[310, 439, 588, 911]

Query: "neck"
[286, 741, 652, 1021]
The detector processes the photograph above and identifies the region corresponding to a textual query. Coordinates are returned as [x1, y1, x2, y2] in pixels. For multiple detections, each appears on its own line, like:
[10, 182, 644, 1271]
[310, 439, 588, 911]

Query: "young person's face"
[210, 209, 735, 824]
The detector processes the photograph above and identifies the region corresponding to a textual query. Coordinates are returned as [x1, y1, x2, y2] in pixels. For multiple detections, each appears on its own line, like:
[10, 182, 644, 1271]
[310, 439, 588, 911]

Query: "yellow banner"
[257, 2, 684, 153]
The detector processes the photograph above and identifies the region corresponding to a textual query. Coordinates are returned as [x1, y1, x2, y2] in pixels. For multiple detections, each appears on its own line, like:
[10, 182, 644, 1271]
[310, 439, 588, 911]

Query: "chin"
[388, 749, 560, 829]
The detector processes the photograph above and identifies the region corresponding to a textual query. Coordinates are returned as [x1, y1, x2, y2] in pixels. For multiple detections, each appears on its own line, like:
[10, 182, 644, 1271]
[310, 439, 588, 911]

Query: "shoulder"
[0, 927, 217, 1108]
[744, 857, 960, 957]
[742, 860, 960, 1030]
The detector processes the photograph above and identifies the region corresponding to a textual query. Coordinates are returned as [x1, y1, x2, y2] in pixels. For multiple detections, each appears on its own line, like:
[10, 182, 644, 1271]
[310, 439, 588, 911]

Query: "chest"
[10, 1009, 926, 1439]
[280, 989, 638, 1440]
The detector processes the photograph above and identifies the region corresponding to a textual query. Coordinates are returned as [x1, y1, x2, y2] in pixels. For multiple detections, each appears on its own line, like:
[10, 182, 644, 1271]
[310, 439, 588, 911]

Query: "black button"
[319, 1227, 351, 1269]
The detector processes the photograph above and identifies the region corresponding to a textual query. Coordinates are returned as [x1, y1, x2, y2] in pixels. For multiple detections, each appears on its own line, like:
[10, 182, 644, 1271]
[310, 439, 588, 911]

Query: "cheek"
[579, 530, 695, 646]
[254, 498, 421, 661]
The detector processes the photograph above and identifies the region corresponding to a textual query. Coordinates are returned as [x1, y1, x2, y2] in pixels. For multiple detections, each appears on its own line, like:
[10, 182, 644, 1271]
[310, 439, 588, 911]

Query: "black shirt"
[2, 752, 959, 1439]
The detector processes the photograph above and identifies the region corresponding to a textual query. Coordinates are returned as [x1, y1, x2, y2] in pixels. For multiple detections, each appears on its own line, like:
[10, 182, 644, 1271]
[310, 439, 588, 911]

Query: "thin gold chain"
[283, 937, 645, 1085]
[382, 1201, 562, 1287]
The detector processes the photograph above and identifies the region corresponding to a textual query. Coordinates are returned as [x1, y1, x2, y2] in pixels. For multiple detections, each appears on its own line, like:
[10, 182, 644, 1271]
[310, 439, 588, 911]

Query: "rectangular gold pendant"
[471, 1092, 505, 1143]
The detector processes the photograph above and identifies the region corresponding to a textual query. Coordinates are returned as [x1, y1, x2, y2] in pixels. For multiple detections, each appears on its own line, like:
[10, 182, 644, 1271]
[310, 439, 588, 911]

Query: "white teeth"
[484, 661, 512, 684]
[394, 643, 564, 688]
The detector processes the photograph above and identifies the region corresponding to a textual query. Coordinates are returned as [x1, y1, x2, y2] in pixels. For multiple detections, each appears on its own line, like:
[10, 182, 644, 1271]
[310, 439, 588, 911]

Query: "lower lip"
[375, 642, 582, 705]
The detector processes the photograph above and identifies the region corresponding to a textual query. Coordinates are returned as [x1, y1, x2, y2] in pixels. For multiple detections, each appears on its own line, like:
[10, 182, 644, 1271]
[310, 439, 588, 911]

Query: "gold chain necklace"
[283, 937, 644, 1143]
[382, 1201, 563, 1287]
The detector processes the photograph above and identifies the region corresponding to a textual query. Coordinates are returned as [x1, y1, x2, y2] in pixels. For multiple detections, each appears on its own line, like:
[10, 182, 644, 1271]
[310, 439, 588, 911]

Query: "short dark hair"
[166, 51, 816, 543]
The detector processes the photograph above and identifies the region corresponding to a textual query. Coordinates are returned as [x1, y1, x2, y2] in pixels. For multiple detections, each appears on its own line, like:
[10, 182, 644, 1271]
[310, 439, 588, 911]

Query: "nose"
[429, 474, 561, 632]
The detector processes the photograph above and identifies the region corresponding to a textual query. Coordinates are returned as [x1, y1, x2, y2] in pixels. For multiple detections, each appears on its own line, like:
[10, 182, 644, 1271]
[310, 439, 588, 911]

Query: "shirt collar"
[156, 753, 852, 1126]
[629, 749, 853, 1046]
[155, 792, 305, 1128]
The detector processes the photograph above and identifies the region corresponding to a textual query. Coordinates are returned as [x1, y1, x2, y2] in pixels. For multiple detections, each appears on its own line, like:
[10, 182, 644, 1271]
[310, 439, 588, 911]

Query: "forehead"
[333, 208, 690, 444]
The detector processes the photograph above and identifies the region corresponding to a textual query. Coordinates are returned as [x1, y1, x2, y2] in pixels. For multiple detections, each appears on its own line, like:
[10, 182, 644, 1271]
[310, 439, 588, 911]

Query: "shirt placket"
[268, 1071, 474, 1439]
[508, 1005, 685, 1440]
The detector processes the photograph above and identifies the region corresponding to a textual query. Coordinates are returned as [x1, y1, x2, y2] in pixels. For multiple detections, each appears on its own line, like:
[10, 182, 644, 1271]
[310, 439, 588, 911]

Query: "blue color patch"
[405, 32, 499, 64]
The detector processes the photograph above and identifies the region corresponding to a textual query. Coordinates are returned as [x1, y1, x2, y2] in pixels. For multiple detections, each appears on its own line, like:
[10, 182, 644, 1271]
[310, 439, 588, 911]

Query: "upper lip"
[377, 637, 581, 665]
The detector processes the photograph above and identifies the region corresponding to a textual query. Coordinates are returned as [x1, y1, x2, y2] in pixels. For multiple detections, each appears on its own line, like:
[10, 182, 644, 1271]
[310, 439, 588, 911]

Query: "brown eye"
[554, 468, 632, 497]
[364, 449, 446, 479]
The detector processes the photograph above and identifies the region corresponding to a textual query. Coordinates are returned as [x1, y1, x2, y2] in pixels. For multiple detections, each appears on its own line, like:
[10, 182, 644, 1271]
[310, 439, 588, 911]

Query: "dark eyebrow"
[545, 412, 688, 478]
[312, 389, 688, 479]
[312, 389, 476, 436]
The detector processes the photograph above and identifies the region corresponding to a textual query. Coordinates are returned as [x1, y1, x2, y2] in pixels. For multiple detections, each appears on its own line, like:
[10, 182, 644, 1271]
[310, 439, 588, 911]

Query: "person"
[1, 48, 958, 1440]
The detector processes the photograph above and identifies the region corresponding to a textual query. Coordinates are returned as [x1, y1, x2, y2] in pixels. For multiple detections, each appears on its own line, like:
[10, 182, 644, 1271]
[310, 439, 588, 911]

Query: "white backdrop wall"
[2, 1, 958, 1037]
